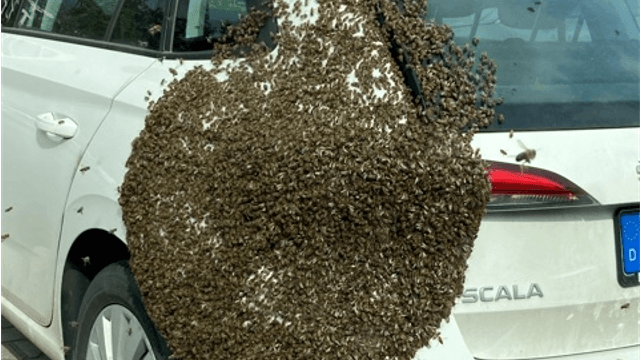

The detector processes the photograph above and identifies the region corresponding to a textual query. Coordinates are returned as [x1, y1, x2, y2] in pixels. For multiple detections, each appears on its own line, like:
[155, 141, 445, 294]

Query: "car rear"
[422, 0, 640, 358]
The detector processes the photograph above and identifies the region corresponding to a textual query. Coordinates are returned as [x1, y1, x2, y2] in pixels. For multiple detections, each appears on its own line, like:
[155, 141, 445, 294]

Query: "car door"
[0, 0, 159, 325]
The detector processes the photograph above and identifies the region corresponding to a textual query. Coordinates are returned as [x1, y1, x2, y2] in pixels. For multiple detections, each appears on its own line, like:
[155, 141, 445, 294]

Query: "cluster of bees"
[120, 0, 501, 359]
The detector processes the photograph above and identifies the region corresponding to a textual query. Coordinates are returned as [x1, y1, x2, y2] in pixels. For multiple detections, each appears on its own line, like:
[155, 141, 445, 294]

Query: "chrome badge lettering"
[462, 284, 543, 303]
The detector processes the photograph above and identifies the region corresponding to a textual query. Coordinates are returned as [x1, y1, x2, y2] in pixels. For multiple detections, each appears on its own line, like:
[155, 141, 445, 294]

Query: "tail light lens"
[486, 161, 598, 211]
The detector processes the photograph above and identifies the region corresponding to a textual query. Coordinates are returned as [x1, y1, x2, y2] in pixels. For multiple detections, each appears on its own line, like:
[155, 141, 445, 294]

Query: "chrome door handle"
[35, 112, 77, 139]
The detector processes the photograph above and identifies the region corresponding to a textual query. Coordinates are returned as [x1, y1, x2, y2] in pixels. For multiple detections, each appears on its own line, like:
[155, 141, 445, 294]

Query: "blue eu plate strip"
[621, 212, 640, 274]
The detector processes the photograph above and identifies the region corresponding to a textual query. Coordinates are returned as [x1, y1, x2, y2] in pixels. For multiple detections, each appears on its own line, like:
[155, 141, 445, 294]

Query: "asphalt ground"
[1, 317, 51, 360]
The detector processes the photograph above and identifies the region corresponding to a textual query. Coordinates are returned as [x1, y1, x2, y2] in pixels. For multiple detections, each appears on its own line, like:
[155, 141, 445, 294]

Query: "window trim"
[166, 0, 178, 51]
[0, 0, 211, 59]
[1, 27, 164, 56]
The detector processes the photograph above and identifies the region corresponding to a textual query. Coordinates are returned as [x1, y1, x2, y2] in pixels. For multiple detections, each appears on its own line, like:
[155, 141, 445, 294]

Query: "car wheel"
[72, 260, 170, 360]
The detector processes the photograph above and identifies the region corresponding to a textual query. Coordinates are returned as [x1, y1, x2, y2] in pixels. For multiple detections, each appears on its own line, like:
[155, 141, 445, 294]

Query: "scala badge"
[461, 283, 543, 303]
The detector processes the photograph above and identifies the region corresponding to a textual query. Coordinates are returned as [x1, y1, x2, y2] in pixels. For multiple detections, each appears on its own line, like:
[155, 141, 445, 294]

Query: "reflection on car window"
[2, 0, 23, 26]
[173, 0, 248, 52]
[15, 0, 118, 39]
[425, 0, 639, 130]
[110, 0, 166, 50]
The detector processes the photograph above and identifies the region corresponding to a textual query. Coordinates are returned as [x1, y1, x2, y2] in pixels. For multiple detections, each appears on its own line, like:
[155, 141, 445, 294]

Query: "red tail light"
[486, 161, 598, 211]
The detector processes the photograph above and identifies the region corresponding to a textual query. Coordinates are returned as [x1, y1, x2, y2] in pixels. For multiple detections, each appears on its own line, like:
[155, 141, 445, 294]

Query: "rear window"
[425, 0, 640, 131]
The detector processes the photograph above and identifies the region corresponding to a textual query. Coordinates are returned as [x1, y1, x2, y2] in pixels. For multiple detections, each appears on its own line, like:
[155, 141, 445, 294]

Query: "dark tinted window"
[110, 0, 165, 50]
[425, 0, 640, 130]
[14, 0, 118, 40]
[172, 0, 276, 53]
[173, 0, 248, 52]
[2, 0, 22, 26]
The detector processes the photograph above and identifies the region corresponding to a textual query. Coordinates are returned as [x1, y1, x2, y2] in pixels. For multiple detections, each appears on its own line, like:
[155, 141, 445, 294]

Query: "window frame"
[2, 0, 278, 59]
[0, 0, 199, 59]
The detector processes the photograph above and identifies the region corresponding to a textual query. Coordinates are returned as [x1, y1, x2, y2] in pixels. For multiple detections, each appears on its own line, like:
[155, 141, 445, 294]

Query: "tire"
[61, 261, 90, 360]
[72, 260, 170, 360]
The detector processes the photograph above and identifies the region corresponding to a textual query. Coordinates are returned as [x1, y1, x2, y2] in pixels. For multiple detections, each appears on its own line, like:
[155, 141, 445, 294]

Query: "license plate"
[616, 207, 640, 287]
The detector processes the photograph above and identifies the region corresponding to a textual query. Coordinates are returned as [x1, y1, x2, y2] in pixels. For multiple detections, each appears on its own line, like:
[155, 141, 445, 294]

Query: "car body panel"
[1, 297, 65, 360]
[0, 32, 153, 325]
[413, 316, 474, 360]
[455, 204, 640, 359]
[458, 128, 639, 358]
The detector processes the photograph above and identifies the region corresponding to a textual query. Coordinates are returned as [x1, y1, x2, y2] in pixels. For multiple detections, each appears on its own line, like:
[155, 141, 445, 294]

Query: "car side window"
[14, 0, 118, 40]
[173, 0, 248, 52]
[109, 0, 166, 50]
[2, 0, 23, 26]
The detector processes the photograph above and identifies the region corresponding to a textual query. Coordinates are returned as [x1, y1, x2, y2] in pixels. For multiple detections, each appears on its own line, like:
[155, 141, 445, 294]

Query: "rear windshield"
[425, 0, 640, 131]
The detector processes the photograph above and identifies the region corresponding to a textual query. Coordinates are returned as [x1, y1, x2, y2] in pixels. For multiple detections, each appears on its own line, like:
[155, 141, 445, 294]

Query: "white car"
[1, 0, 638, 360]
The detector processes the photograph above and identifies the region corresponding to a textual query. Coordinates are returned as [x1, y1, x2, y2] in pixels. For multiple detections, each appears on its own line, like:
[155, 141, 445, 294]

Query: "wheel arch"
[60, 229, 130, 359]
[57, 193, 132, 358]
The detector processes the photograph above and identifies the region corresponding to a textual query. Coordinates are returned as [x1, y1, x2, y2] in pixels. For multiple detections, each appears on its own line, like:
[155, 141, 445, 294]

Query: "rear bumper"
[474, 345, 640, 360]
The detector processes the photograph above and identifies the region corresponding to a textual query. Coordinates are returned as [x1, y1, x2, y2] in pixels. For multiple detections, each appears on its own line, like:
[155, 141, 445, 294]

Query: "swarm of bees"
[120, 0, 502, 359]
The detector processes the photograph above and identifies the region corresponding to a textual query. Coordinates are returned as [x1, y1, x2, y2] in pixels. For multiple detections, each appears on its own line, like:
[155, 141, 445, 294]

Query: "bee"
[70, 321, 79, 328]
[80, 166, 90, 173]
[160, 79, 166, 86]
[169, 68, 178, 76]
[81, 256, 90, 266]
[77, 207, 84, 214]
[509, 129, 514, 138]
[63, 346, 71, 354]
[527, 7, 535, 12]
[621, 303, 630, 309]
[1, 234, 8, 241]
[109, 228, 117, 234]
[147, 90, 152, 96]
[471, 37, 480, 47]
[500, 149, 507, 156]
[515, 139, 536, 163]
[179, 58, 184, 66]
[148, 24, 162, 36]
[128, 328, 133, 335]
[144, 96, 150, 102]
[58, 120, 65, 125]
[5, 206, 13, 212]
[438, 334, 443, 344]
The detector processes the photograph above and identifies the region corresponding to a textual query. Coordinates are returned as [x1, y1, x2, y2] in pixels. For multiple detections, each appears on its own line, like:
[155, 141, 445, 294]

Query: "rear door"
[0, 0, 159, 325]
